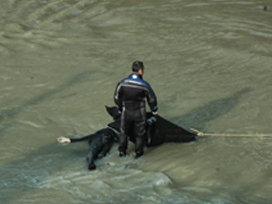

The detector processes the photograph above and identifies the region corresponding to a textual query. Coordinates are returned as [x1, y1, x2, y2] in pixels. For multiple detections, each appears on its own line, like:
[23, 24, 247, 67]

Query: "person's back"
[114, 61, 158, 158]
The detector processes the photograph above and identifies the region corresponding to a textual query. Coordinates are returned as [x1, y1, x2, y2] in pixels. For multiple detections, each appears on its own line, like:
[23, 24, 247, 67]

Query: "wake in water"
[38, 167, 176, 204]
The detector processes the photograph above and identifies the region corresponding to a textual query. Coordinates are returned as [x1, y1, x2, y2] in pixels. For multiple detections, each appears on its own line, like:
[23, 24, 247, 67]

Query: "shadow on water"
[170, 87, 253, 132]
[0, 71, 93, 135]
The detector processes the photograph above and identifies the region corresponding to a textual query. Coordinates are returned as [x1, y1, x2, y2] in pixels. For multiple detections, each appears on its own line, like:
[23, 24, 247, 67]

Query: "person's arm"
[145, 83, 158, 114]
[113, 82, 123, 111]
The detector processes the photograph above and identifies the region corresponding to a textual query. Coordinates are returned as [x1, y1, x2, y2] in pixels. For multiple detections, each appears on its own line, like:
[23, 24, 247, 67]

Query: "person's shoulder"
[141, 79, 150, 87]
[116, 76, 128, 84]
[121, 74, 139, 83]
[119, 74, 152, 88]
[120, 74, 131, 82]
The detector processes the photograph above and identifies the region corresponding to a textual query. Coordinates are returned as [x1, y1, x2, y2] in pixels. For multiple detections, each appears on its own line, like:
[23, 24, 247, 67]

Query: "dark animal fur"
[70, 128, 118, 170]
[106, 106, 196, 147]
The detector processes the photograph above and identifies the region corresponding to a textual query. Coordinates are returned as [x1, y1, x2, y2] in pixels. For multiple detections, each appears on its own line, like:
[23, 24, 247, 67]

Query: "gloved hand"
[146, 116, 157, 125]
[117, 105, 122, 112]
[151, 107, 158, 115]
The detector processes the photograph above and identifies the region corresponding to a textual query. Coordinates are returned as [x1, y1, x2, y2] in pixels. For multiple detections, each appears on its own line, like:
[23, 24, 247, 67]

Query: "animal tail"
[57, 134, 93, 144]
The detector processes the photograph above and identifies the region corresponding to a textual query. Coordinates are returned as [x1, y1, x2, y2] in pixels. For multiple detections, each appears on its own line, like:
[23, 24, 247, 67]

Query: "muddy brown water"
[1, 0, 272, 203]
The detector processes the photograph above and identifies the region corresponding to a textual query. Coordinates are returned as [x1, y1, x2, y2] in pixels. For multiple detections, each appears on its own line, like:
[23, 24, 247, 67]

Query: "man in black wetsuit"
[114, 60, 158, 158]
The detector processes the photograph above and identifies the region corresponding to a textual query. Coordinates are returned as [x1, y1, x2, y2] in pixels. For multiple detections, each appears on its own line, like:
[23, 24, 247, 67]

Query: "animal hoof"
[88, 163, 96, 170]
[57, 137, 71, 144]
[119, 151, 126, 157]
[135, 152, 143, 159]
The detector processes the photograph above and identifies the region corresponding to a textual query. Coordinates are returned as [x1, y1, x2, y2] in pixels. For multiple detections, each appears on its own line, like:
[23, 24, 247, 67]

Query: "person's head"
[132, 60, 144, 75]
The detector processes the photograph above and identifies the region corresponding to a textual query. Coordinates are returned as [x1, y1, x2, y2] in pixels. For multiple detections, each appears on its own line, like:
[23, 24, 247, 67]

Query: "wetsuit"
[114, 73, 158, 156]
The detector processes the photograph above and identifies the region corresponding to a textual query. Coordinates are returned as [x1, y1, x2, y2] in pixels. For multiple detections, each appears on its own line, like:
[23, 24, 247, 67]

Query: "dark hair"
[132, 60, 144, 72]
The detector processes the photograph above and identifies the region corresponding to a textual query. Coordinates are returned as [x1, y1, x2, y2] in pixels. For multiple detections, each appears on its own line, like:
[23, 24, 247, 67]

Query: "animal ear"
[105, 106, 121, 119]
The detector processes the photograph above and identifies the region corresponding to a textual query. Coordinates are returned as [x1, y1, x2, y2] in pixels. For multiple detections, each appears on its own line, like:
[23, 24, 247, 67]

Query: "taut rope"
[190, 128, 272, 137]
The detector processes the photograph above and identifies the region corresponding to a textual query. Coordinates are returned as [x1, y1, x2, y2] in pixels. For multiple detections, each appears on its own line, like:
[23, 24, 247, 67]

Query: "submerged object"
[106, 106, 196, 147]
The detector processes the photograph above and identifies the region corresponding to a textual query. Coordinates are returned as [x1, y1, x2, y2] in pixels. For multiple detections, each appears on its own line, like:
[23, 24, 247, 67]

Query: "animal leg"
[86, 144, 103, 170]
[99, 142, 113, 157]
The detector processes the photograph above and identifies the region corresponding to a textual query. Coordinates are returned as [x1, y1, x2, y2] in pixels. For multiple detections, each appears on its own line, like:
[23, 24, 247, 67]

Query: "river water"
[1, 0, 272, 203]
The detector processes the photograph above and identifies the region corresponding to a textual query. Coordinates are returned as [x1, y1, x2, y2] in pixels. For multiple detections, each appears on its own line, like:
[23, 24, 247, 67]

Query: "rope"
[190, 128, 272, 137]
